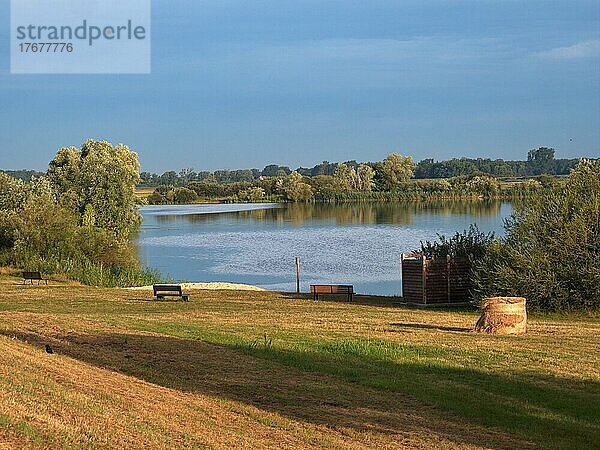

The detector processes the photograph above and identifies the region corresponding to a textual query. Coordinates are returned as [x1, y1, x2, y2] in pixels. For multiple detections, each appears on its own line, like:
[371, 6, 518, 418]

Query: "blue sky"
[1, 0, 599, 172]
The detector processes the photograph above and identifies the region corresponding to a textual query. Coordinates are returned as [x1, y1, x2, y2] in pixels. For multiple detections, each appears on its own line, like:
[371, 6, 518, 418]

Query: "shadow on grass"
[278, 292, 480, 314]
[279, 292, 405, 308]
[129, 297, 188, 303]
[390, 322, 472, 332]
[3, 329, 598, 449]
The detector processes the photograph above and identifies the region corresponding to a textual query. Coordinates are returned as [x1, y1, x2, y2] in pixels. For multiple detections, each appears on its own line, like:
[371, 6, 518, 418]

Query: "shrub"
[418, 224, 496, 259]
[237, 187, 265, 202]
[465, 175, 500, 198]
[147, 191, 167, 205]
[173, 187, 198, 204]
[473, 159, 600, 310]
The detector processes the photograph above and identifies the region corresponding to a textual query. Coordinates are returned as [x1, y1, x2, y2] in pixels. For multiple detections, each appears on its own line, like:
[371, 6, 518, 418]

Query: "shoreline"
[126, 282, 267, 292]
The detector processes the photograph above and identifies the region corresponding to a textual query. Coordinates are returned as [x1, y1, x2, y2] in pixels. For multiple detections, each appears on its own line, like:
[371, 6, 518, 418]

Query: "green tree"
[466, 175, 500, 198]
[375, 153, 415, 191]
[419, 179, 452, 192]
[0, 148, 157, 287]
[356, 164, 375, 191]
[173, 187, 198, 204]
[527, 147, 555, 175]
[282, 171, 313, 202]
[309, 175, 337, 201]
[0, 169, 45, 182]
[237, 187, 266, 202]
[0, 172, 28, 211]
[47, 140, 142, 241]
[262, 164, 291, 177]
[474, 159, 600, 310]
[158, 171, 179, 186]
[333, 163, 375, 193]
[0, 173, 81, 258]
[147, 190, 167, 205]
[310, 161, 337, 176]
[333, 164, 355, 193]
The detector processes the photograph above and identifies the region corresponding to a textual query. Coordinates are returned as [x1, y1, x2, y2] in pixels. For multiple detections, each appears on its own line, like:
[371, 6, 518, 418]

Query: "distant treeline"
[0, 169, 45, 182]
[146, 149, 578, 204]
[415, 148, 579, 178]
[2, 147, 584, 186]
[139, 147, 582, 187]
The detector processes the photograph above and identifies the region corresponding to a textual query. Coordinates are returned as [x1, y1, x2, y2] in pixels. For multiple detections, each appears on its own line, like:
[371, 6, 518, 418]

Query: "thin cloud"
[536, 40, 600, 60]
[187, 37, 521, 92]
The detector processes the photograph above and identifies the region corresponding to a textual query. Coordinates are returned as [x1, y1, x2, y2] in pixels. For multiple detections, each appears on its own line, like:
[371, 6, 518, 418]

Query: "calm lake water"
[138, 202, 513, 296]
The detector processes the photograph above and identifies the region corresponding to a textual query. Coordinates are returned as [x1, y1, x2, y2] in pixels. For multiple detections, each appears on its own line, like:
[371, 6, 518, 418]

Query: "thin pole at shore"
[296, 256, 300, 293]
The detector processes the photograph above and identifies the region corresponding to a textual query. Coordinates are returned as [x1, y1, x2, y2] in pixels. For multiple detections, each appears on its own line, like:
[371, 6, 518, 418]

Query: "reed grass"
[0, 251, 161, 287]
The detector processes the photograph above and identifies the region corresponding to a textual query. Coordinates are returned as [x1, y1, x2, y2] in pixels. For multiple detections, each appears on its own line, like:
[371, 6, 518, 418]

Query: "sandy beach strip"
[126, 282, 267, 292]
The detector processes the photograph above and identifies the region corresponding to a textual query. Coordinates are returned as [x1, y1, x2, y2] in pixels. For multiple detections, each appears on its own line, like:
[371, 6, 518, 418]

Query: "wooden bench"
[310, 284, 354, 302]
[22, 271, 47, 285]
[153, 284, 189, 301]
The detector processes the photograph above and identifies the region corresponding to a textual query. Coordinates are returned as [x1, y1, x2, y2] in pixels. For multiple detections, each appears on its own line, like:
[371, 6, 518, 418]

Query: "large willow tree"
[0, 140, 155, 286]
[47, 139, 142, 242]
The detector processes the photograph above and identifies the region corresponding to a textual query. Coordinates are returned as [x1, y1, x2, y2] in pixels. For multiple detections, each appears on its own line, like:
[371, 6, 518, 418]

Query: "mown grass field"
[0, 274, 598, 449]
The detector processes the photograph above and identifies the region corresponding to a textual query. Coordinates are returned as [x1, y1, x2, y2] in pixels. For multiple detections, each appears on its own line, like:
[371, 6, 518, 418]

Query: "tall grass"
[0, 250, 161, 287]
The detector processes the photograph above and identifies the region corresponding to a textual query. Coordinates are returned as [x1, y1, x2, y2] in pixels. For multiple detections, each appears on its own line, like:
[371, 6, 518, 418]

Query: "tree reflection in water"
[155, 201, 503, 227]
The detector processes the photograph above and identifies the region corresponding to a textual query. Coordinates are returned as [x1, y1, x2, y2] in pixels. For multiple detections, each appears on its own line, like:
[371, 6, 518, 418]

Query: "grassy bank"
[0, 255, 162, 288]
[138, 191, 534, 206]
[0, 274, 598, 449]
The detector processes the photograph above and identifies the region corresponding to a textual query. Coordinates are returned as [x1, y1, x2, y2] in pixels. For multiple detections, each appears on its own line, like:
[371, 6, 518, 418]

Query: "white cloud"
[536, 40, 600, 60]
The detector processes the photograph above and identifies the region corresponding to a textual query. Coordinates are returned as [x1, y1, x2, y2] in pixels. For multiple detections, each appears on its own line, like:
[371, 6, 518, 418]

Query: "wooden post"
[295, 256, 300, 293]
[400, 254, 404, 299]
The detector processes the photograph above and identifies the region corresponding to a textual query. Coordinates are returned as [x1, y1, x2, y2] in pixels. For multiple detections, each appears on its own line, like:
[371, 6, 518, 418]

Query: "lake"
[138, 201, 513, 296]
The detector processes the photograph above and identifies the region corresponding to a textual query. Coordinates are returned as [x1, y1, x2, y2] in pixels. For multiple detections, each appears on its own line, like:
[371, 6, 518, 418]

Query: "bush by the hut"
[473, 159, 600, 310]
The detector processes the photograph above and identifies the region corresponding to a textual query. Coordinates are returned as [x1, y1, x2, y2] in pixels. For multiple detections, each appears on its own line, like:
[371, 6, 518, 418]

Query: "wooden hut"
[401, 253, 471, 305]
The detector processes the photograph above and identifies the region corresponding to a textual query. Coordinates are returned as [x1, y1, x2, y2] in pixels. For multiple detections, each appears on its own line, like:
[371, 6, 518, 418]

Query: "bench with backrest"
[153, 284, 189, 301]
[22, 271, 47, 285]
[310, 284, 354, 302]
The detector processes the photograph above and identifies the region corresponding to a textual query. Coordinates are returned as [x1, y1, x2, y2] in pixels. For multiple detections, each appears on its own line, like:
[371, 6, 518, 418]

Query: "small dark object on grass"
[45, 344, 53, 354]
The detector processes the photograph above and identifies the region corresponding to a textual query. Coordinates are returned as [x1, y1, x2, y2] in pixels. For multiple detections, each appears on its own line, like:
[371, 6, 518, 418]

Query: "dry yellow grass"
[0, 275, 598, 449]
[134, 187, 156, 200]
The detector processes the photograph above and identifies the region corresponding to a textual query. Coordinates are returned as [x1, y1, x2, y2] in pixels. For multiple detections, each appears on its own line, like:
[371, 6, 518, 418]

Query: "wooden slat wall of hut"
[402, 255, 473, 305]
[401, 258, 424, 304]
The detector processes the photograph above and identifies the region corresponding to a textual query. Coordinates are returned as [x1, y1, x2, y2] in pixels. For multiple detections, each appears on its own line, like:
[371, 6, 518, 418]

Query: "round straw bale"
[474, 297, 527, 334]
